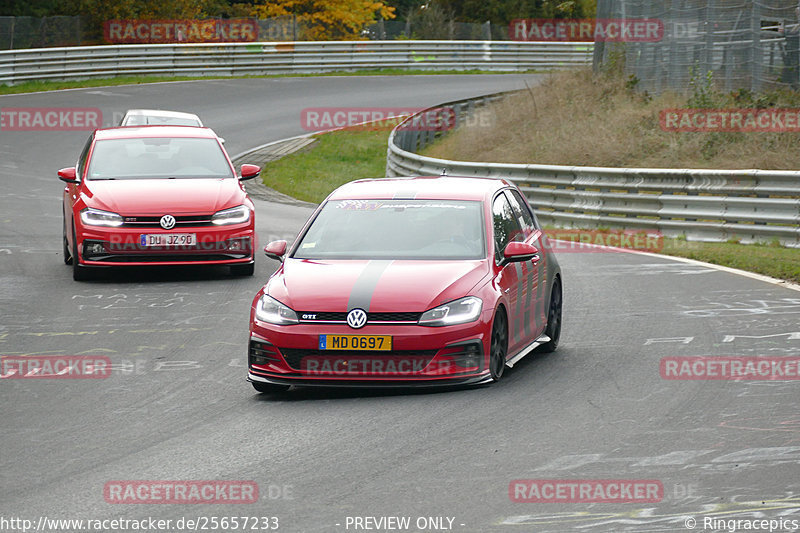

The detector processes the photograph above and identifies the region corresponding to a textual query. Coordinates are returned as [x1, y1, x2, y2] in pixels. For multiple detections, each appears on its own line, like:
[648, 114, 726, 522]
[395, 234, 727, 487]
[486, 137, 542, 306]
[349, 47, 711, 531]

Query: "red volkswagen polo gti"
[247, 176, 563, 393]
[59, 126, 260, 280]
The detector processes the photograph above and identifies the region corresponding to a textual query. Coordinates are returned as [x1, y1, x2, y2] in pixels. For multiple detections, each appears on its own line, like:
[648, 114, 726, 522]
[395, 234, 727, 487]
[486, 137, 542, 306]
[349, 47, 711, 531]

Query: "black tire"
[72, 224, 91, 282]
[489, 309, 508, 382]
[540, 278, 562, 353]
[251, 381, 290, 394]
[231, 262, 255, 276]
[62, 216, 72, 265]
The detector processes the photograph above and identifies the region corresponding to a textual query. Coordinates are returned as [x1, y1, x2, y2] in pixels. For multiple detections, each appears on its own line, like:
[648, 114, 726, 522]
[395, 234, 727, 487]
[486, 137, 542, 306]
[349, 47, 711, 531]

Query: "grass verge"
[262, 127, 799, 284]
[261, 129, 390, 204]
[661, 238, 800, 285]
[0, 69, 519, 96]
[422, 67, 800, 170]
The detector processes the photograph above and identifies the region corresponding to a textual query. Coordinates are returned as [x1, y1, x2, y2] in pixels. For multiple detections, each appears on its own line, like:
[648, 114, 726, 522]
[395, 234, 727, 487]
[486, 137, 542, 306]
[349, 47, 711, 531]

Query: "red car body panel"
[248, 176, 562, 389]
[61, 126, 255, 272]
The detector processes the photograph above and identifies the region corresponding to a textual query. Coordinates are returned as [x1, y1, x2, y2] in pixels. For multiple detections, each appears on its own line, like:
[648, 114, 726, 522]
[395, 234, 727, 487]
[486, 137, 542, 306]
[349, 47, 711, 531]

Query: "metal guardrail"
[0, 40, 593, 85]
[386, 94, 800, 247]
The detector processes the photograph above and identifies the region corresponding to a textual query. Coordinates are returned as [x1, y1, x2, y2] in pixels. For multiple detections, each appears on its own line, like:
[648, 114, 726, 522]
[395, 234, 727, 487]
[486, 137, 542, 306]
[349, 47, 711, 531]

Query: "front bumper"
[247, 319, 493, 388]
[75, 225, 254, 267]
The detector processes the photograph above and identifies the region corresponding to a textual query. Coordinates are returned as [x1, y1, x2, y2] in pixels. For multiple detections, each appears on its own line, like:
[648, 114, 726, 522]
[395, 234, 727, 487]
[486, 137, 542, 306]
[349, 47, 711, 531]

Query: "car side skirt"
[505, 334, 551, 368]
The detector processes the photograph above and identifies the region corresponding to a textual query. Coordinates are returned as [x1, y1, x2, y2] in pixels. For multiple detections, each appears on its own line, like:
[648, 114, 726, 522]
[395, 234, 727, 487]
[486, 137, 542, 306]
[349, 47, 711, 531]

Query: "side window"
[492, 193, 523, 263]
[76, 134, 93, 180]
[506, 189, 538, 237]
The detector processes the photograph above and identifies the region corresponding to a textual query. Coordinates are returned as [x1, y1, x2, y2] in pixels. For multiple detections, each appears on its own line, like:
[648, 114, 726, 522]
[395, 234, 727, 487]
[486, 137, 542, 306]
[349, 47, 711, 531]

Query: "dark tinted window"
[76, 133, 93, 179]
[506, 189, 537, 237]
[492, 193, 523, 262]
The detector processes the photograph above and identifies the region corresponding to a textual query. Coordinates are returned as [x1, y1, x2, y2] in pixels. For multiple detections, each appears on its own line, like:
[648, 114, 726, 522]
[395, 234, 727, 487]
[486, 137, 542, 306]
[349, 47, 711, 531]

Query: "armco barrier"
[0, 41, 593, 85]
[386, 95, 800, 247]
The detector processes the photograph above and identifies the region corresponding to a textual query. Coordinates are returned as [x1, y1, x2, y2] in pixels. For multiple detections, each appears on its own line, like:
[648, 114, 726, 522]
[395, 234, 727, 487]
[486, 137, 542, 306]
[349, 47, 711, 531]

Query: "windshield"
[123, 115, 201, 127]
[86, 137, 232, 180]
[294, 199, 486, 260]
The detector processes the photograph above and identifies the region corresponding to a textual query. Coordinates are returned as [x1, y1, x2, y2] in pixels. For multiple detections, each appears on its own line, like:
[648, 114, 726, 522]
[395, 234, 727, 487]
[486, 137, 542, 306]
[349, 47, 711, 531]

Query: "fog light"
[229, 240, 242, 251]
[249, 340, 281, 366]
[462, 344, 480, 368]
[83, 241, 106, 259]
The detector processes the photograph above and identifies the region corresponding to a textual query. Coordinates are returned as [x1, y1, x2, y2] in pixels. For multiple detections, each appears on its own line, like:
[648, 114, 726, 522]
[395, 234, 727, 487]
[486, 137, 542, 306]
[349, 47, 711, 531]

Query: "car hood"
[81, 178, 244, 215]
[268, 259, 490, 313]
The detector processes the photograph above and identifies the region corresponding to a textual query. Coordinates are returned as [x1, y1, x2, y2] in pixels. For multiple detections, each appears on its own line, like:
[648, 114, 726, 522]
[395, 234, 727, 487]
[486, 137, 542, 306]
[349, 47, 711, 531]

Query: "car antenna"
[440, 167, 448, 176]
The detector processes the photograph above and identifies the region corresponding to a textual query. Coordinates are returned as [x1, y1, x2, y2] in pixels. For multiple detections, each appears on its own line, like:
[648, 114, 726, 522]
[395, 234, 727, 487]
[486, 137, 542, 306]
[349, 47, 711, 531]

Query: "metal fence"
[0, 15, 511, 50]
[0, 41, 593, 85]
[0, 16, 84, 50]
[386, 94, 800, 248]
[594, 0, 800, 92]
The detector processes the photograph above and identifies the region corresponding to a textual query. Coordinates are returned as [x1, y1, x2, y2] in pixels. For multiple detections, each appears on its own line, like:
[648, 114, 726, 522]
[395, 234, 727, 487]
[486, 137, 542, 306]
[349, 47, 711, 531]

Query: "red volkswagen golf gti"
[247, 176, 563, 392]
[59, 126, 260, 280]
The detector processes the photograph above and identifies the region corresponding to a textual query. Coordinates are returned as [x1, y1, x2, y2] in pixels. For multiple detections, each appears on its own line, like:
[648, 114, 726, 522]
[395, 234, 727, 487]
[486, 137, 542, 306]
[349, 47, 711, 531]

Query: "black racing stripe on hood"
[347, 260, 393, 312]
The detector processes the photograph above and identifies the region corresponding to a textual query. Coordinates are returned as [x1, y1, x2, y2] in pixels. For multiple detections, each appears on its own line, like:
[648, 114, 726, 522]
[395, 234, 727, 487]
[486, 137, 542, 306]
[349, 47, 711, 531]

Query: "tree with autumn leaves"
[251, 0, 396, 40]
[3, 0, 598, 41]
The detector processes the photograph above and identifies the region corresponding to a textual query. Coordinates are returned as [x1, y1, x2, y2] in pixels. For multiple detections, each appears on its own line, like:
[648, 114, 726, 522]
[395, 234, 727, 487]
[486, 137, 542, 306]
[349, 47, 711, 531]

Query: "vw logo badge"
[346, 308, 368, 329]
[160, 214, 176, 230]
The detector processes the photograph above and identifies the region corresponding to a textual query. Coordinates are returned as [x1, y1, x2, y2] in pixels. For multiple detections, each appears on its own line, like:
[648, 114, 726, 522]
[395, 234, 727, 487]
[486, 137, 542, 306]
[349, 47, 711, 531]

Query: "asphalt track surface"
[1, 75, 800, 533]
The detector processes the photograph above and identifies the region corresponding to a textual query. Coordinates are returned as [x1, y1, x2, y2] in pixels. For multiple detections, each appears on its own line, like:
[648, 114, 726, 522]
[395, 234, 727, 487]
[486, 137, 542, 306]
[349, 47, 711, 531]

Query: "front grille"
[279, 348, 437, 371]
[83, 238, 252, 263]
[298, 311, 422, 323]
[121, 215, 213, 228]
[92, 254, 249, 263]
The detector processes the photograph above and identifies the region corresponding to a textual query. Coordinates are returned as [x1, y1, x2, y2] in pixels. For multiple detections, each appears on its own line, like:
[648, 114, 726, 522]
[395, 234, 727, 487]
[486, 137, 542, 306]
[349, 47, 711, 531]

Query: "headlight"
[80, 208, 123, 227]
[418, 296, 483, 327]
[255, 295, 298, 325]
[212, 205, 250, 225]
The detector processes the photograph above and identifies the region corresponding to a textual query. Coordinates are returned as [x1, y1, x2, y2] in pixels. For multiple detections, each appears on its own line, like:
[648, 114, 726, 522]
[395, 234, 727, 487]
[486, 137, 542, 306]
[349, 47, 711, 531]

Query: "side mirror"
[264, 240, 288, 261]
[503, 241, 539, 264]
[240, 164, 261, 181]
[58, 167, 79, 184]
[219, 137, 226, 145]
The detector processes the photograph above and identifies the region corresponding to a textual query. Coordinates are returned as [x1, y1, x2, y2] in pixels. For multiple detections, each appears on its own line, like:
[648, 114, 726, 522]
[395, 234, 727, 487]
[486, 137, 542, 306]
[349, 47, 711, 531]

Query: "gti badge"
[160, 214, 176, 230]
[346, 308, 368, 329]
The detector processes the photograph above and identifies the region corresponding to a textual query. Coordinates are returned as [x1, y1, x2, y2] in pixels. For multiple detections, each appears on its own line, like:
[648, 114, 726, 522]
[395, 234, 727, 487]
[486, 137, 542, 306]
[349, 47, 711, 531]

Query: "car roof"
[123, 109, 202, 121]
[328, 176, 514, 202]
[94, 126, 220, 140]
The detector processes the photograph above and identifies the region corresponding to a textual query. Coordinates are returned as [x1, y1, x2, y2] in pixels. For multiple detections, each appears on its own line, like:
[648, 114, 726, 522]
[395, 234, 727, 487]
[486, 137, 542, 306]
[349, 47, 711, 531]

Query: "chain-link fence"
[364, 20, 508, 40]
[594, 0, 800, 93]
[0, 15, 508, 50]
[0, 16, 85, 49]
